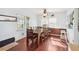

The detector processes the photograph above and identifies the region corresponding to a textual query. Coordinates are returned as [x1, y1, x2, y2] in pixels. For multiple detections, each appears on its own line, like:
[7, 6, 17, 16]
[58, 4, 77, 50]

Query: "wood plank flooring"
[8, 37, 27, 51]
[36, 36, 68, 51]
[8, 36, 68, 51]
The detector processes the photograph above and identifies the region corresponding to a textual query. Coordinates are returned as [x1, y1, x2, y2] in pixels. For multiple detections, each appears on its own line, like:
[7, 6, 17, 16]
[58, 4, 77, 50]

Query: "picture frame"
[0, 14, 17, 22]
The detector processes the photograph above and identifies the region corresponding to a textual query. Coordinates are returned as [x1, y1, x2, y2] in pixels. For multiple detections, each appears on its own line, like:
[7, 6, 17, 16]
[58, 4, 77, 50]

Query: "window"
[49, 17, 57, 24]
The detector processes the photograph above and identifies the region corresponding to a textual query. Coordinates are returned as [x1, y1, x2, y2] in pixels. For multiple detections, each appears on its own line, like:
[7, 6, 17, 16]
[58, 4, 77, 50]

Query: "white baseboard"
[0, 42, 18, 51]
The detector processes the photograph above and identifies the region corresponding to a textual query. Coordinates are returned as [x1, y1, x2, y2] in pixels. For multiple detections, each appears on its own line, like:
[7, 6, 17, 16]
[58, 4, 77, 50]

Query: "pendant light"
[42, 9, 48, 18]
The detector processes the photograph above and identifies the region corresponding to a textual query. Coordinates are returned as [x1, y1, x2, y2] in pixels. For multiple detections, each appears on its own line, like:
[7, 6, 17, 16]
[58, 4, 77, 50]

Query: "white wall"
[38, 12, 68, 29]
[0, 8, 38, 41]
[66, 11, 74, 43]
[73, 8, 79, 44]
[67, 8, 79, 44]
[53, 12, 68, 28]
[29, 16, 37, 27]
[0, 22, 17, 41]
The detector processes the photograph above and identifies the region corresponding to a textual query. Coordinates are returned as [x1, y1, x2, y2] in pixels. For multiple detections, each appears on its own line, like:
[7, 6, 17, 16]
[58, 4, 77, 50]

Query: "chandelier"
[42, 9, 48, 18]
[42, 9, 54, 18]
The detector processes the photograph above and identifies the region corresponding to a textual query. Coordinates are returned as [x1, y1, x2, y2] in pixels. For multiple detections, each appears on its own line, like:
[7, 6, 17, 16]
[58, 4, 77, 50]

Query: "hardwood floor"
[8, 36, 68, 51]
[8, 37, 27, 51]
[36, 36, 68, 51]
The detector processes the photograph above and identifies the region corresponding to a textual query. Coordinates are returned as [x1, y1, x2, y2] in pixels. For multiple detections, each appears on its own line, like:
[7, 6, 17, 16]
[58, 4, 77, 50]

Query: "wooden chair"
[40, 28, 49, 43]
[27, 29, 38, 50]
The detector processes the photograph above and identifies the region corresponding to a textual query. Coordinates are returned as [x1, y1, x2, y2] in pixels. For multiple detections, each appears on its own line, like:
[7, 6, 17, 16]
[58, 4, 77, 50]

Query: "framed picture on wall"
[0, 15, 17, 22]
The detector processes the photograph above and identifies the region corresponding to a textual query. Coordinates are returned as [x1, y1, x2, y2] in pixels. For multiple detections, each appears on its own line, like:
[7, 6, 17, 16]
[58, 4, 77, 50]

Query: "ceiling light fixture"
[42, 9, 48, 18]
[41, 9, 54, 18]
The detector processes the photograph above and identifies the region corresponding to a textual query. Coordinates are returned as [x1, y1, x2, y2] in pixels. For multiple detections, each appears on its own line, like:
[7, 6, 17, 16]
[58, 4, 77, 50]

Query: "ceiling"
[0, 8, 74, 16]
